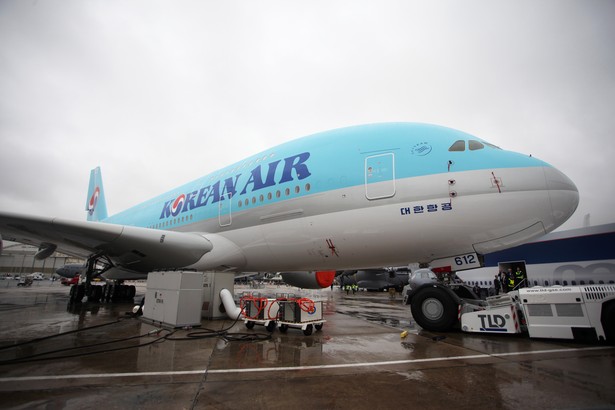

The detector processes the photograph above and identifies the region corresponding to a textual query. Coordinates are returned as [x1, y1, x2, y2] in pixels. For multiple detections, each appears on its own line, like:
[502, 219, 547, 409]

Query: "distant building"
[0, 241, 83, 277]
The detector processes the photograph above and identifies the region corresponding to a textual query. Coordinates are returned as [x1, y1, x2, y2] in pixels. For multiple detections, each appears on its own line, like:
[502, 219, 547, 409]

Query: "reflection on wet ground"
[0, 281, 614, 409]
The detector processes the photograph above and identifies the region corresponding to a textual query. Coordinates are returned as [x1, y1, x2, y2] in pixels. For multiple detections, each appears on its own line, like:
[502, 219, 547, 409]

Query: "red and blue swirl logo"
[171, 194, 186, 217]
[88, 187, 100, 215]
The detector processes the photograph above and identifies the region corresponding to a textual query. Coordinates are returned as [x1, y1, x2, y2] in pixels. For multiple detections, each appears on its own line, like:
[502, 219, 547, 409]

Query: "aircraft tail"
[86, 167, 108, 222]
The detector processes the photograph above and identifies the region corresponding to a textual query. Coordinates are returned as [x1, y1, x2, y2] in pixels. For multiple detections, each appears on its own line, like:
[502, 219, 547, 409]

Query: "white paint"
[0, 346, 611, 383]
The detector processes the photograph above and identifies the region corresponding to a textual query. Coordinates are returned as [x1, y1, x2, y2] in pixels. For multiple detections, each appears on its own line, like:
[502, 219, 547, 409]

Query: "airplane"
[333, 268, 410, 292]
[0, 122, 579, 301]
[458, 222, 615, 294]
[55, 263, 85, 278]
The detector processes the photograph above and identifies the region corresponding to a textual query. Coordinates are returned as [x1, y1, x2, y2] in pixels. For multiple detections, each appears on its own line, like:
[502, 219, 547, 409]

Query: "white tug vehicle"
[403, 269, 615, 342]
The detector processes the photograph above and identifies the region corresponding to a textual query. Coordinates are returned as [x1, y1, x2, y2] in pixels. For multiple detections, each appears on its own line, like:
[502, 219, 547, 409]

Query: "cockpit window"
[468, 140, 485, 151]
[448, 140, 465, 152]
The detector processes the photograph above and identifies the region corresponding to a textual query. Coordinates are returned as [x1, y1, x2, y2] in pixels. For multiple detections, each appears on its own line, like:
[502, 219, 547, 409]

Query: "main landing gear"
[68, 282, 136, 304]
[67, 256, 136, 305]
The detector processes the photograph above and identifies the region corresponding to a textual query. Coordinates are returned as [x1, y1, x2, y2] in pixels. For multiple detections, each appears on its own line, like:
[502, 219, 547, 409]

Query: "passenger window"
[448, 140, 465, 152]
[468, 140, 484, 151]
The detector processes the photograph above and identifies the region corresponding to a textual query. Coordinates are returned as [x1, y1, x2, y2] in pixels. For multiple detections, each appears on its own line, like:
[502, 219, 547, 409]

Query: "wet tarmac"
[0, 280, 614, 409]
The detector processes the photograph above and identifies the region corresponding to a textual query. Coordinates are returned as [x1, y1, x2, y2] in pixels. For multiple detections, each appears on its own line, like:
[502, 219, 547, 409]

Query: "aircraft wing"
[0, 211, 213, 272]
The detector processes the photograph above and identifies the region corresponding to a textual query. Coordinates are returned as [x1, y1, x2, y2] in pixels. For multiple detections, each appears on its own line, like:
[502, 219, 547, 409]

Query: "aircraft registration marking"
[400, 202, 452, 216]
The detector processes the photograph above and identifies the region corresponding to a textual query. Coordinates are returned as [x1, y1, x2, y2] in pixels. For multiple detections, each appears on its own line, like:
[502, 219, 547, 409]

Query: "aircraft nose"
[544, 166, 579, 229]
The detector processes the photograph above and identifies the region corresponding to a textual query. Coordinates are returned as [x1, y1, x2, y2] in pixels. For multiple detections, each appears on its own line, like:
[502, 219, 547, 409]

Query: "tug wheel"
[601, 302, 615, 343]
[245, 321, 255, 329]
[315, 323, 324, 331]
[266, 321, 276, 332]
[303, 324, 313, 336]
[279, 324, 289, 333]
[410, 287, 458, 332]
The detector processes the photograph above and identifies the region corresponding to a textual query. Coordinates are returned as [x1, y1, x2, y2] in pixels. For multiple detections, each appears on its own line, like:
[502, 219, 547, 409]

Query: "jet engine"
[280, 271, 336, 289]
[35, 243, 57, 260]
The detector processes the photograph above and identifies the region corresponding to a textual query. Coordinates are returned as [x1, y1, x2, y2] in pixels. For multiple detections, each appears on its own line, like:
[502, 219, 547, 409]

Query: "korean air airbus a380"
[0, 123, 578, 292]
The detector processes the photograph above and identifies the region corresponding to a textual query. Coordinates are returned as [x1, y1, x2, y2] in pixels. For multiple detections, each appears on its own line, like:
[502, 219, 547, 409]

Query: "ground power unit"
[142, 271, 203, 328]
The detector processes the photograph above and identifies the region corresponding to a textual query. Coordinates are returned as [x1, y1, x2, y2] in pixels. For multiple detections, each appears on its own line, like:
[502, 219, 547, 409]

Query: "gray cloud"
[1, 0, 613, 229]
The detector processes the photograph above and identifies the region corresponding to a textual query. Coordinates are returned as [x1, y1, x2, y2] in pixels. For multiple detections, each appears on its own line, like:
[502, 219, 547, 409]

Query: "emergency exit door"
[365, 153, 396, 200]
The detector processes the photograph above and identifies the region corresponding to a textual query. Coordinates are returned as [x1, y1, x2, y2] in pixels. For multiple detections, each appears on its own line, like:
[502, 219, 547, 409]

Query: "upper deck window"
[468, 140, 485, 151]
[448, 140, 465, 152]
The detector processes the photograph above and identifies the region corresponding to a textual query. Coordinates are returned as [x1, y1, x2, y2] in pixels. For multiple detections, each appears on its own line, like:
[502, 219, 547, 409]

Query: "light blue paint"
[101, 123, 550, 228]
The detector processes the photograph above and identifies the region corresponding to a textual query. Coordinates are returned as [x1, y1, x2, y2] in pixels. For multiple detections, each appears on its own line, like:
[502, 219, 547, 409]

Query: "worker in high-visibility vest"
[507, 275, 515, 291]
[515, 267, 525, 288]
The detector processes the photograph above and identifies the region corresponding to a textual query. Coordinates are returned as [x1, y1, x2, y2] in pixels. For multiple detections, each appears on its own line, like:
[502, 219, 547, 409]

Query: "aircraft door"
[218, 193, 232, 227]
[365, 153, 396, 199]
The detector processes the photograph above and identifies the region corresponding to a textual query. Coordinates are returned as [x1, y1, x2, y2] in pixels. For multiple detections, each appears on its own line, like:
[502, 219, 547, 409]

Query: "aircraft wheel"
[103, 284, 112, 302]
[315, 323, 323, 331]
[601, 302, 615, 344]
[109, 285, 118, 301]
[303, 324, 313, 336]
[89, 286, 102, 303]
[279, 324, 289, 333]
[266, 321, 276, 332]
[245, 321, 255, 329]
[69, 284, 77, 302]
[75, 284, 85, 303]
[410, 287, 458, 332]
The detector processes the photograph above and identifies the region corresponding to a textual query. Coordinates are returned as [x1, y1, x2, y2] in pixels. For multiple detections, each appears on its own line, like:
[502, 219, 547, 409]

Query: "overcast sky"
[0, 1, 613, 231]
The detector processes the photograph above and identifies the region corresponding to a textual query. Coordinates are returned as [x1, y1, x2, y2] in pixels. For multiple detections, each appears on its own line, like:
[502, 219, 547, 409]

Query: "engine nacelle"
[280, 271, 336, 289]
[35, 243, 57, 260]
[102, 267, 147, 280]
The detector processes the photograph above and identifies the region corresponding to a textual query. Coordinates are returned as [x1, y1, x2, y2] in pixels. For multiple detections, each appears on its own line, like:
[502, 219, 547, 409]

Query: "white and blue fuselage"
[95, 123, 578, 273]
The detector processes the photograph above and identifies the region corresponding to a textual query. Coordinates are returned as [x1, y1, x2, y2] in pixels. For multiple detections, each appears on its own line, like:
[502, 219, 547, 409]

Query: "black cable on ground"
[0, 328, 173, 366]
[0, 317, 126, 351]
[0, 314, 271, 365]
[164, 314, 272, 343]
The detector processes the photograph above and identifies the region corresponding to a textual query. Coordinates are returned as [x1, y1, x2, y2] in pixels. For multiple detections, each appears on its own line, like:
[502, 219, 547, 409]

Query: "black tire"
[279, 324, 289, 333]
[303, 324, 313, 336]
[410, 286, 458, 332]
[90, 286, 102, 303]
[245, 321, 255, 329]
[315, 323, 323, 331]
[106, 284, 113, 301]
[109, 285, 118, 301]
[74, 284, 85, 304]
[69, 284, 77, 302]
[601, 302, 615, 343]
[266, 321, 276, 332]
